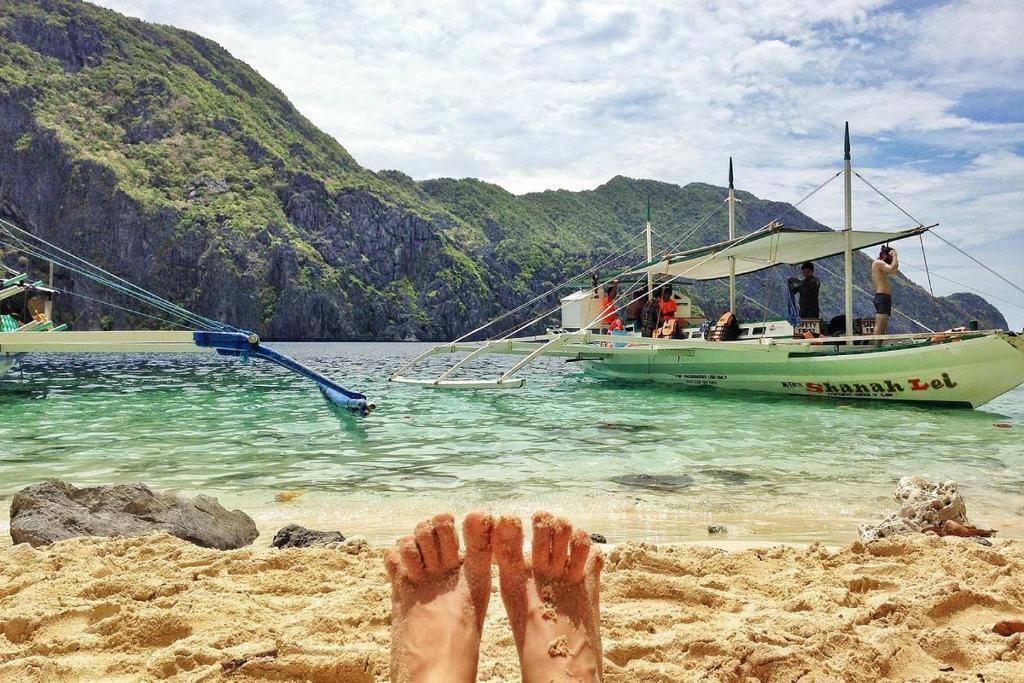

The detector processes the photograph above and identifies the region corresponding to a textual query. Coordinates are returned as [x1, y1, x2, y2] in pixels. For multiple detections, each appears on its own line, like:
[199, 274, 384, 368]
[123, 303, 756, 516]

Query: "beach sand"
[1, 533, 1022, 682]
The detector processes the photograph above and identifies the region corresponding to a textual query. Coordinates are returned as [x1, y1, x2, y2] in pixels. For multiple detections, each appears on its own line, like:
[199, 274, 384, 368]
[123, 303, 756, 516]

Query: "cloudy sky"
[97, 0, 1024, 327]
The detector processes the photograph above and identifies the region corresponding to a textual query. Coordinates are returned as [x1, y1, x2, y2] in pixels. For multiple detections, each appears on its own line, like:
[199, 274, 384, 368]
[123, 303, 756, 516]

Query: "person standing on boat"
[787, 262, 820, 319]
[871, 246, 898, 341]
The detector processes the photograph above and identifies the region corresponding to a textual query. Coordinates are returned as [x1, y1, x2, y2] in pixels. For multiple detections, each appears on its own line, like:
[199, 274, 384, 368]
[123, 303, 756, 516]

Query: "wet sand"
[1, 532, 1022, 682]
[9, 483, 1021, 550]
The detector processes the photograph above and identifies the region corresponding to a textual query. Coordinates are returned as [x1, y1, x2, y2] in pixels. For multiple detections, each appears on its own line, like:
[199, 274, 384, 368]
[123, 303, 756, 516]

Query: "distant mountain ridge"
[0, 0, 1007, 339]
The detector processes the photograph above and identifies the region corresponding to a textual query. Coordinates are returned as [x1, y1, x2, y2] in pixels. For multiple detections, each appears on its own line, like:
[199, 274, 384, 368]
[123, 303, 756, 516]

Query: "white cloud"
[93, 0, 1024, 327]
[914, 0, 1024, 80]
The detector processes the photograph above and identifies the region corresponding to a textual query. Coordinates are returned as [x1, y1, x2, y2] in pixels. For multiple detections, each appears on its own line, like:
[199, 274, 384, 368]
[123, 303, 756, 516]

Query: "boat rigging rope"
[473, 170, 840, 343]
[0, 218, 239, 332]
[706, 275, 784, 319]
[661, 202, 727, 255]
[0, 232, 216, 331]
[453, 226, 651, 344]
[559, 173, 849, 336]
[592, 169, 844, 330]
[485, 200, 731, 341]
[853, 171, 923, 225]
[919, 235, 935, 299]
[899, 263, 1024, 313]
[854, 171, 1024, 300]
[760, 170, 843, 232]
[927, 230, 1024, 300]
[54, 288, 194, 329]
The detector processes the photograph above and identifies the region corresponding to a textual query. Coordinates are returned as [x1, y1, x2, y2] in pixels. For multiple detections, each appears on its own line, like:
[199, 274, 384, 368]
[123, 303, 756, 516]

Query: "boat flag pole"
[843, 123, 854, 338]
[728, 157, 737, 312]
[645, 195, 654, 299]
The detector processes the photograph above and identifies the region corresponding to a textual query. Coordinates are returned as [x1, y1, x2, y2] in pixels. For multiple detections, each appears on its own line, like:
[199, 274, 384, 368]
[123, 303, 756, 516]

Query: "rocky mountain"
[0, 0, 1007, 340]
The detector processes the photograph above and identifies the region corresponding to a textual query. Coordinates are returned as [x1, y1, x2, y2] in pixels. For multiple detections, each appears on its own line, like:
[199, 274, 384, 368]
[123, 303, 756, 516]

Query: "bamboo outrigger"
[0, 223, 375, 415]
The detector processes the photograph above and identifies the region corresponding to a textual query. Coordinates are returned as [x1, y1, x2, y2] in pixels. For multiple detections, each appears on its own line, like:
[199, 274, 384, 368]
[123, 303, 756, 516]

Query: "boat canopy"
[629, 224, 932, 281]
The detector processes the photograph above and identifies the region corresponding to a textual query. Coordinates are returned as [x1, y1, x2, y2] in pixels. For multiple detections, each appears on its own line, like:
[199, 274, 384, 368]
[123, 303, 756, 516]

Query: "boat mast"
[843, 122, 854, 338]
[645, 195, 654, 299]
[728, 157, 736, 312]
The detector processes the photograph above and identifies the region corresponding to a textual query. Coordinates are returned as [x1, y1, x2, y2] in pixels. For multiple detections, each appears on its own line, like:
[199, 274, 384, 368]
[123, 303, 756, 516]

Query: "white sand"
[2, 533, 1022, 682]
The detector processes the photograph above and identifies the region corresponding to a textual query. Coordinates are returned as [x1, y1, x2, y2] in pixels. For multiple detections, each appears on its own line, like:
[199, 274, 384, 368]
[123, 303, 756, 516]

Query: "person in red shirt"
[599, 279, 622, 331]
[657, 286, 677, 320]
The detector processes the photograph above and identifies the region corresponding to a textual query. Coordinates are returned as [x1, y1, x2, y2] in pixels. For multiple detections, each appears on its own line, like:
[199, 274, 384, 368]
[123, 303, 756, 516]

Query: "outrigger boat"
[392, 126, 1024, 409]
[0, 221, 375, 415]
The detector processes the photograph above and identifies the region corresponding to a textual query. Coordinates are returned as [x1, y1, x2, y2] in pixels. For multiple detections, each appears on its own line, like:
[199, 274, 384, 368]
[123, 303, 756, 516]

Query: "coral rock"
[859, 476, 971, 543]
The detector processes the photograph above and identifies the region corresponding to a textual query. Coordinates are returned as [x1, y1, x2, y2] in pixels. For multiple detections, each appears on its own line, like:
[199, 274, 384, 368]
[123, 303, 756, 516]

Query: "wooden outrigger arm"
[389, 332, 583, 389]
[0, 330, 377, 415]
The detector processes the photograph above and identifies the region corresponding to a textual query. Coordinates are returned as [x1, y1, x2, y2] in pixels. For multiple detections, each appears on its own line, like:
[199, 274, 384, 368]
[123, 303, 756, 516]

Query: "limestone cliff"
[0, 0, 1007, 339]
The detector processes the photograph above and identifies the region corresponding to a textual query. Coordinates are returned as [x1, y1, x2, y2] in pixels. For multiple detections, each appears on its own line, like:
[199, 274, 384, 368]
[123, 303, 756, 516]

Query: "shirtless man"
[385, 511, 604, 682]
[871, 245, 899, 341]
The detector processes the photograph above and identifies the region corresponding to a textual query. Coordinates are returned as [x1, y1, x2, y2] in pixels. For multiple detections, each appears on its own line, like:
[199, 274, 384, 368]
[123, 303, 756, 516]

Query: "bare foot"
[495, 511, 604, 682]
[385, 511, 493, 683]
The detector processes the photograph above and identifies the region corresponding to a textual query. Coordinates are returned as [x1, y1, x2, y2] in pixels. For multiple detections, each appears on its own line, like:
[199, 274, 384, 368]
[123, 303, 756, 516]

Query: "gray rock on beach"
[272, 524, 346, 548]
[9, 479, 258, 549]
[858, 475, 970, 543]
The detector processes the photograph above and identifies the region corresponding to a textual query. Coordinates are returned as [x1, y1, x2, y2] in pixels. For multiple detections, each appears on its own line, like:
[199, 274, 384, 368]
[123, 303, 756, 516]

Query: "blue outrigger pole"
[2, 218, 375, 415]
[193, 331, 375, 416]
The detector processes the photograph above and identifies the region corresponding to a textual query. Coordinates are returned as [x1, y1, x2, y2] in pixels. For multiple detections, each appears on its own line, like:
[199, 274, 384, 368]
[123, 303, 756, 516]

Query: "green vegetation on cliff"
[0, 0, 1006, 339]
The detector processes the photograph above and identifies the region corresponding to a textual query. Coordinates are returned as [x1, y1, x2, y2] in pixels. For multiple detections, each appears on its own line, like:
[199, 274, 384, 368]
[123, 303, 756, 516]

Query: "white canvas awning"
[631, 224, 932, 281]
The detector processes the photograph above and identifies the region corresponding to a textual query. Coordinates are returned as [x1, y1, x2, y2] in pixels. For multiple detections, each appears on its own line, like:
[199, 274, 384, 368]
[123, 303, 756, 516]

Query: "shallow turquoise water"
[1, 342, 1022, 544]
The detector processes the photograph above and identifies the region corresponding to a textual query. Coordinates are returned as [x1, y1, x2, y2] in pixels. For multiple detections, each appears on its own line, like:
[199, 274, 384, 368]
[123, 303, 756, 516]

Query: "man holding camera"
[871, 245, 899, 342]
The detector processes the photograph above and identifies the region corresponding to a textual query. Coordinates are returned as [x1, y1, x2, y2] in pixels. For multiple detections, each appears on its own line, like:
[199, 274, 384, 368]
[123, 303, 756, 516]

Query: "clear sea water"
[1, 342, 1022, 546]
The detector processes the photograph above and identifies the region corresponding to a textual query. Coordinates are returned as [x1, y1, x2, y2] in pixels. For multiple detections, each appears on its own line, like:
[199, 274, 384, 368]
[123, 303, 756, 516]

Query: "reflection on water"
[1, 342, 1022, 544]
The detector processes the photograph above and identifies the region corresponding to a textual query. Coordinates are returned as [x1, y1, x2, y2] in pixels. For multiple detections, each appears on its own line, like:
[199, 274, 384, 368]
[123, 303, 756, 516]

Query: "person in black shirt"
[788, 262, 820, 319]
[640, 288, 662, 337]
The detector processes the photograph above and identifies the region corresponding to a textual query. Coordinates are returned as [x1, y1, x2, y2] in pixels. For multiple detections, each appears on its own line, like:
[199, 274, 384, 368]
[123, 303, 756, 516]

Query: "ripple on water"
[1, 342, 1023, 542]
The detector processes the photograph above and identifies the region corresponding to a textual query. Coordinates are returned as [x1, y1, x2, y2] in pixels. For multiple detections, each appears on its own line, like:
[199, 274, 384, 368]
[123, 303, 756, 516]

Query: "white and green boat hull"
[581, 332, 1024, 408]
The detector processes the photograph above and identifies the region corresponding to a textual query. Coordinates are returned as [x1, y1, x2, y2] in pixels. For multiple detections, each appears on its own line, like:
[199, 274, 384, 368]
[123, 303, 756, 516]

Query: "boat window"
[752, 327, 766, 335]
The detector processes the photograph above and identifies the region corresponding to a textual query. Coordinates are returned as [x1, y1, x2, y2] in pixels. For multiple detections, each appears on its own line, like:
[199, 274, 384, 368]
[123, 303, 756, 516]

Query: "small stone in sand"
[589, 533, 607, 544]
[708, 524, 727, 535]
[993, 621, 1024, 637]
[221, 647, 278, 674]
[271, 524, 346, 549]
[548, 635, 569, 657]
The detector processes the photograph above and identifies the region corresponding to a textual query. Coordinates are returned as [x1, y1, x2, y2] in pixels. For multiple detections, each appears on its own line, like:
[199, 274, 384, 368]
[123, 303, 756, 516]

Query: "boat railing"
[769, 329, 1001, 346]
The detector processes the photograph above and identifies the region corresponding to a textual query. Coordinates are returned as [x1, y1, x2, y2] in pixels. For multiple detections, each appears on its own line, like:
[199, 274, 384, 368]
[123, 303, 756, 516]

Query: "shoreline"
[4, 485, 1023, 550]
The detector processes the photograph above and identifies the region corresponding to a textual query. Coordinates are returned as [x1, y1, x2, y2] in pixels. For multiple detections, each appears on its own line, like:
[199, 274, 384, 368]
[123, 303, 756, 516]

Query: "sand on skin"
[0, 534, 1022, 682]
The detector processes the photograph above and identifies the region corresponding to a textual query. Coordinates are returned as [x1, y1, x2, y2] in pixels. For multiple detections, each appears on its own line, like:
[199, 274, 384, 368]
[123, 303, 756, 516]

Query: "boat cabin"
[558, 286, 794, 341]
[559, 287, 696, 331]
